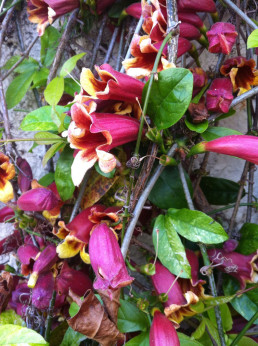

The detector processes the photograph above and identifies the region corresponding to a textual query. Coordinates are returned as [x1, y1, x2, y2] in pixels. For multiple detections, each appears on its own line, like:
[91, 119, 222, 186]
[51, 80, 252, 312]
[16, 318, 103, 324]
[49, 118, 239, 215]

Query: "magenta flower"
[177, 0, 216, 13]
[89, 223, 134, 293]
[17, 157, 33, 193]
[125, 3, 142, 19]
[178, 12, 206, 32]
[96, 0, 116, 14]
[150, 310, 180, 346]
[206, 78, 233, 113]
[208, 248, 258, 289]
[17, 187, 59, 211]
[17, 244, 39, 276]
[65, 102, 140, 186]
[207, 22, 238, 55]
[190, 67, 208, 97]
[189, 135, 258, 165]
[0, 206, 15, 223]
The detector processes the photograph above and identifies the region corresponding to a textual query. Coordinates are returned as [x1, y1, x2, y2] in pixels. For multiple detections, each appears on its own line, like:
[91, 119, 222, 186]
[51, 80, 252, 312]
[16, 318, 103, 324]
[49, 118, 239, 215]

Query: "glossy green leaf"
[32, 67, 49, 88]
[59, 53, 86, 77]
[1, 55, 20, 70]
[200, 176, 245, 205]
[117, 300, 150, 333]
[185, 118, 208, 133]
[247, 29, 258, 48]
[60, 326, 86, 346]
[0, 324, 48, 345]
[167, 208, 228, 244]
[41, 26, 61, 67]
[149, 166, 193, 210]
[215, 108, 236, 121]
[125, 331, 149, 346]
[42, 142, 66, 167]
[6, 70, 36, 109]
[14, 57, 38, 74]
[55, 146, 75, 201]
[44, 76, 64, 106]
[153, 215, 191, 278]
[223, 277, 258, 324]
[69, 301, 81, 318]
[34, 132, 64, 145]
[202, 126, 242, 141]
[191, 319, 206, 340]
[49, 321, 69, 346]
[207, 303, 232, 332]
[20, 105, 69, 131]
[142, 68, 193, 130]
[178, 333, 203, 345]
[0, 310, 24, 326]
[38, 172, 55, 187]
[64, 77, 81, 96]
[203, 318, 220, 346]
[229, 335, 257, 346]
[191, 83, 210, 104]
[237, 223, 258, 255]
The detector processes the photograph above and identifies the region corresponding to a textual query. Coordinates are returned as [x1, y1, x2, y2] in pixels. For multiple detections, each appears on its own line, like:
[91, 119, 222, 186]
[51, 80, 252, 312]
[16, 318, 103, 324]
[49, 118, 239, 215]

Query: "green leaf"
[142, 68, 193, 130]
[125, 331, 149, 346]
[0, 310, 24, 326]
[34, 132, 64, 145]
[42, 142, 66, 167]
[49, 321, 69, 346]
[207, 303, 232, 332]
[149, 166, 193, 210]
[0, 324, 48, 345]
[203, 318, 220, 346]
[229, 335, 258, 346]
[204, 295, 236, 308]
[32, 67, 49, 88]
[1, 56, 20, 70]
[237, 223, 258, 255]
[185, 118, 209, 133]
[64, 77, 81, 96]
[14, 57, 38, 74]
[20, 105, 69, 131]
[153, 215, 191, 278]
[41, 26, 61, 67]
[223, 277, 258, 324]
[38, 172, 55, 187]
[6, 70, 36, 109]
[60, 326, 86, 346]
[202, 126, 242, 141]
[178, 332, 203, 345]
[117, 300, 150, 333]
[247, 29, 258, 48]
[167, 208, 228, 244]
[191, 319, 206, 340]
[69, 302, 80, 318]
[215, 108, 236, 121]
[200, 176, 245, 205]
[95, 162, 116, 178]
[44, 76, 64, 106]
[59, 53, 86, 78]
[191, 82, 210, 104]
[55, 146, 75, 201]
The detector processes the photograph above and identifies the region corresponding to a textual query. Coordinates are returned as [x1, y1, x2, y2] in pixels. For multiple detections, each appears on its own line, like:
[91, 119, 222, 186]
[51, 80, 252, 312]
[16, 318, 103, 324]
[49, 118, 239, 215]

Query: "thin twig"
[132, 237, 155, 255]
[166, 0, 179, 64]
[69, 172, 89, 222]
[103, 26, 119, 64]
[89, 14, 107, 70]
[116, 22, 125, 71]
[222, 0, 258, 30]
[193, 153, 210, 198]
[246, 163, 255, 223]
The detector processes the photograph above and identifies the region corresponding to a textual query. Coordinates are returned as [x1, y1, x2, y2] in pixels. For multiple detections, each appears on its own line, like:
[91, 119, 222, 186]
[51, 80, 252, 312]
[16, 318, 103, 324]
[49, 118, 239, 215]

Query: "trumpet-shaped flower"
[220, 56, 258, 95]
[17, 187, 59, 211]
[177, 0, 216, 13]
[206, 78, 234, 113]
[125, 3, 142, 19]
[150, 310, 180, 346]
[65, 102, 140, 186]
[0, 153, 15, 203]
[207, 22, 238, 55]
[189, 135, 258, 165]
[17, 157, 33, 193]
[27, 0, 80, 36]
[89, 223, 134, 293]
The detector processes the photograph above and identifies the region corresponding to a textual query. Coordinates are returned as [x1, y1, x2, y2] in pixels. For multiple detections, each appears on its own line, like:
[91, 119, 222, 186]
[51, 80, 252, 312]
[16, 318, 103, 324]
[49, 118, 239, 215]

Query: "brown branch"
[89, 14, 107, 70]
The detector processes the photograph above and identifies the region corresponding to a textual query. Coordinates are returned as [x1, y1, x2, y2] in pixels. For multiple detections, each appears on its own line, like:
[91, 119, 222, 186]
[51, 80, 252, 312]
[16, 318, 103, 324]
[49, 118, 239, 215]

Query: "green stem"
[0, 0, 22, 18]
[25, 228, 59, 244]
[0, 137, 65, 143]
[230, 310, 258, 346]
[207, 202, 257, 215]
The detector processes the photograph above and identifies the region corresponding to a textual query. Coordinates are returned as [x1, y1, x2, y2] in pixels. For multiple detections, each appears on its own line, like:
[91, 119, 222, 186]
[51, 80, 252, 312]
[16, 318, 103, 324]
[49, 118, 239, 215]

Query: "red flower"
[0, 206, 15, 223]
[177, 0, 216, 13]
[17, 244, 39, 276]
[220, 56, 258, 95]
[150, 310, 180, 346]
[89, 223, 134, 293]
[206, 78, 233, 113]
[190, 67, 208, 97]
[189, 135, 258, 165]
[125, 3, 142, 19]
[207, 22, 238, 55]
[17, 187, 59, 211]
[0, 153, 15, 203]
[17, 157, 33, 193]
[65, 102, 140, 185]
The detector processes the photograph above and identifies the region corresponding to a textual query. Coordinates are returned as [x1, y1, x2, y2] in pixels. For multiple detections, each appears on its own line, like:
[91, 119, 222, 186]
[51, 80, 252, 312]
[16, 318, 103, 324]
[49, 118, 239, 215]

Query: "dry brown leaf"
[68, 289, 124, 346]
[0, 271, 14, 313]
[97, 288, 121, 324]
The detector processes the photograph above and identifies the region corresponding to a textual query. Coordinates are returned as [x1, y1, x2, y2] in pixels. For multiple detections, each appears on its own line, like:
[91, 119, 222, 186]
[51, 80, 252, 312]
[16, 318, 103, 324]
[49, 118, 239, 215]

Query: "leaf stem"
[230, 310, 258, 346]
[207, 202, 257, 215]
[0, 137, 65, 143]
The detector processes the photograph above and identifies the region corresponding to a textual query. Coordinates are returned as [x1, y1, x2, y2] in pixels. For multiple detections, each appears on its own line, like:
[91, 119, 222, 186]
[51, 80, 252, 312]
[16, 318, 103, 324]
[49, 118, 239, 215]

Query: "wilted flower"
[17, 157, 33, 193]
[220, 56, 258, 95]
[150, 310, 180, 346]
[206, 78, 234, 113]
[188, 97, 209, 123]
[89, 223, 134, 294]
[189, 135, 258, 165]
[65, 101, 140, 186]
[17, 187, 59, 211]
[55, 204, 121, 263]
[0, 153, 15, 203]
[207, 22, 238, 55]
[27, 0, 80, 36]
[208, 248, 258, 289]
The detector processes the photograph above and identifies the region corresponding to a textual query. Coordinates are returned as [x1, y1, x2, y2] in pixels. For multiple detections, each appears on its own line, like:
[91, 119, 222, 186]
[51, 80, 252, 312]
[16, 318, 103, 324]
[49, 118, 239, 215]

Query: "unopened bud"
[136, 298, 149, 311]
[158, 293, 168, 303]
[159, 155, 178, 166]
[140, 263, 156, 276]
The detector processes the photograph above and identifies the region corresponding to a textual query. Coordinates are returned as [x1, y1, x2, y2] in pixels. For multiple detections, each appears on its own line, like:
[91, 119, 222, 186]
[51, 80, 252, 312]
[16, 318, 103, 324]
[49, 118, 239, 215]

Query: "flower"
[150, 310, 180, 346]
[189, 135, 258, 165]
[89, 223, 134, 293]
[78, 63, 144, 104]
[96, 0, 116, 14]
[27, 0, 80, 36]
[66, 102, 140, 186]
[206, 78, 234, 113]
[17, 157, 33, 193]
[55, 204, 121, 263]
[0, 230, 22, 256]
[207, 22, 238, 55]
[177, 0, 216, 13]
[125, 3, 142, 19]
[190, 67, 208, 97]
[0, 206, 15, 223]
[17, 244, 39, 276]
[208, 248, 258, 289]
[17, 187, 59, 211]
[0, 152, 15, 203]
[220, 56, 258, 95]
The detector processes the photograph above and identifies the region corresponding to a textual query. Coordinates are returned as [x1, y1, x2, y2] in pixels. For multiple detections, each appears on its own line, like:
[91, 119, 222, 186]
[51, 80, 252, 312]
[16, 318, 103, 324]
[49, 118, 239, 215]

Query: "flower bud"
[17, 187, 59, 211]
[17, 157, 33, 193]
[159, 155, 178, 167]
[140, 263, 156, 276]
[150, 310, 180, 346]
